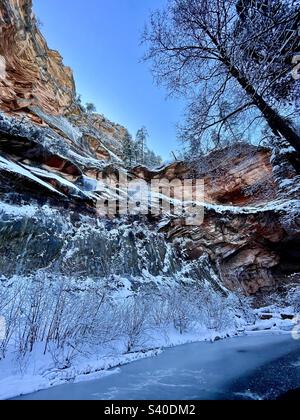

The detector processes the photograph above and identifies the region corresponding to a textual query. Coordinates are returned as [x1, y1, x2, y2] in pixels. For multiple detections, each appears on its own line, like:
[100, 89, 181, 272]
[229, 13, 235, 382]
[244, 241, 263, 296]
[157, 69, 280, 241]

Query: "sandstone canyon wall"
[0, 0, 299, 297]
[0, 0, 75, 115]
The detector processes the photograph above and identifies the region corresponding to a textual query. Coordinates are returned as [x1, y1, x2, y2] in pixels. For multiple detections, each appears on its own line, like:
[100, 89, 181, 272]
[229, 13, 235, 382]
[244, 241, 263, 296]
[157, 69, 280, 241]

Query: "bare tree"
[168, 286, 195, 334]
[0, 280, 23, 359]
[119, 295, 149, 353]
[143, 0, 300, 153]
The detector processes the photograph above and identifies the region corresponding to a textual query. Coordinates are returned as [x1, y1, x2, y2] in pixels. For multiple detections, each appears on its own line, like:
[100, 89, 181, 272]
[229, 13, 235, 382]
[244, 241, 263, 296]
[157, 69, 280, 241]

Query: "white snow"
[22, 164, 96, 199]
[0, 287, 297, 400]
[0, 202, 38, 218]
[0, 328, 233, 400]
[0, 156, 63, 196]
[31, 107, 82, 144]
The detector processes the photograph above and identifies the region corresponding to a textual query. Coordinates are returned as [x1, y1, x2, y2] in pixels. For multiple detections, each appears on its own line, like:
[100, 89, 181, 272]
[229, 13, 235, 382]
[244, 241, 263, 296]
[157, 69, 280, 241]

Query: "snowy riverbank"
[0, 307, 297, 400]
[12, 333, 300, 401]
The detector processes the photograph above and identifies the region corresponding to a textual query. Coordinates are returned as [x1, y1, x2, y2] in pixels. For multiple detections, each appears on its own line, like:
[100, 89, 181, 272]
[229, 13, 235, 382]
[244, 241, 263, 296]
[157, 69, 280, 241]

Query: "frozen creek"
[15, 334, 300, 400]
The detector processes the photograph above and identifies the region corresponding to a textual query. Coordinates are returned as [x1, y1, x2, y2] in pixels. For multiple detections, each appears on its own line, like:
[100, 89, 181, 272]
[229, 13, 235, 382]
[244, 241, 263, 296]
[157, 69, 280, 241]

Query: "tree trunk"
[226, 60, 300, 153]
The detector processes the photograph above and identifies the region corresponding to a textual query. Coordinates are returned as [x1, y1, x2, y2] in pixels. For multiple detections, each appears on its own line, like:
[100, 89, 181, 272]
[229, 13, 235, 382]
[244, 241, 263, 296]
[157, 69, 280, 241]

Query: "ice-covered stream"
[15, 334, 300, 400]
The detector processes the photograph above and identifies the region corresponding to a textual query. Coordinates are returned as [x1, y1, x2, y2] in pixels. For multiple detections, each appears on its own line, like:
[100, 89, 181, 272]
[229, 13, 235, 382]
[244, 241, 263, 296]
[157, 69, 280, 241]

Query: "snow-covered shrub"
[148, 293, 172, 331]
[199, 289, 231, 331]
[0, 273, 115, 365]
[188, 284, 248, 332]
[166, 286, 196, 335]
[118, 295, 150, 352]
[0, 269, 255, 368]
[288, 286, 300, 313]
[226, 292, 255, 324]
[0, 277, 25, 359]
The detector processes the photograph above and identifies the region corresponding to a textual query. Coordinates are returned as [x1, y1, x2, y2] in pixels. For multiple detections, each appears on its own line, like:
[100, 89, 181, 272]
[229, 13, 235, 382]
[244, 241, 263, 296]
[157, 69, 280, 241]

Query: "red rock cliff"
[0, 0, 76, 115]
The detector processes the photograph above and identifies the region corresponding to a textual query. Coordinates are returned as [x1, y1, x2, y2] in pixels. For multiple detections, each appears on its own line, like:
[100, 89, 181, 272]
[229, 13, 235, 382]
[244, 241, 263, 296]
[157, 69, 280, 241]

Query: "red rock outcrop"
[0, 0, 76, 115]
[0, 0, 126, 190]
[131, 144, 278, 207]
[158, 144, 300, 295]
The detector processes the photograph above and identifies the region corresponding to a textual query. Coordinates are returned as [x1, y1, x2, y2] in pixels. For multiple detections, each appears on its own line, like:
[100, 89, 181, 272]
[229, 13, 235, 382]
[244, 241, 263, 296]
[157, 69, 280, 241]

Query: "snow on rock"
[0, 155, 63, 196]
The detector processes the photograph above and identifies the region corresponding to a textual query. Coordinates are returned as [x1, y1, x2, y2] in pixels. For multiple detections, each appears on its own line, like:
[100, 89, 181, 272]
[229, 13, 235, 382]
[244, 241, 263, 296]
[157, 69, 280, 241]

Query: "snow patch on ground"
[0, 307, 297, 400]
[0, 329, 227, 400]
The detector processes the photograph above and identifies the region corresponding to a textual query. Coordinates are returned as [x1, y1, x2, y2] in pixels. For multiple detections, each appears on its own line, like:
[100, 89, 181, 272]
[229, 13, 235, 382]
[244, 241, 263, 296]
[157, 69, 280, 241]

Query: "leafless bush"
[0, 272, 254, 367]
[0, 279, 24, 359]
[167, 286, 196, 335]
[149, 293, 172, 330]
[200, 289, 232, 331]
[119, 295, 150, 353]
[288, 286, 300, 313]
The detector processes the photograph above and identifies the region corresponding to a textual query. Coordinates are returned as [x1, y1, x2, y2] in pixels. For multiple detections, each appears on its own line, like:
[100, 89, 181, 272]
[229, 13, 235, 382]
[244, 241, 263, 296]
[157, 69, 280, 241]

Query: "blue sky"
[33, 0, 185, 160]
